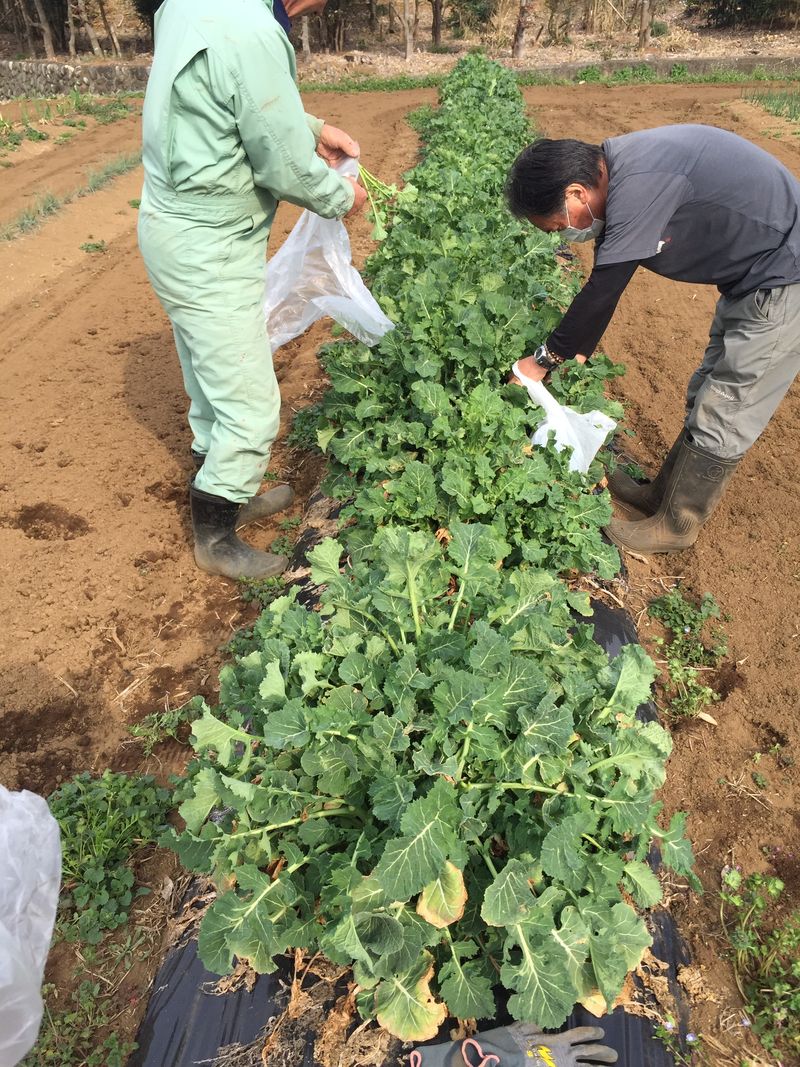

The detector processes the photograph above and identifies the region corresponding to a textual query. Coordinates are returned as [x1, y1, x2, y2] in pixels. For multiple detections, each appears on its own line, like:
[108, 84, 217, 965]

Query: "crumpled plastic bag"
[512, 360, 616, 474]
[264, 157, 394, 351]
[0, 786, 61, 1067]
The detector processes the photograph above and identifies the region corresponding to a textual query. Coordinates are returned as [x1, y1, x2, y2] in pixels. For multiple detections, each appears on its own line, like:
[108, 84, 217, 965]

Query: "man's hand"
[509, 354, 548, 385]
[317, 123, 360, 168]
[343, 176, 368, 218]
[510, 352, 588, 385]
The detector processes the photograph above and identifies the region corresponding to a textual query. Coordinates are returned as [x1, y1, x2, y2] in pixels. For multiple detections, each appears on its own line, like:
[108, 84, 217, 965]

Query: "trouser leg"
[172, 323, 215, 457]
[139, 209, 280, 504]
[685, 285, 800, 459]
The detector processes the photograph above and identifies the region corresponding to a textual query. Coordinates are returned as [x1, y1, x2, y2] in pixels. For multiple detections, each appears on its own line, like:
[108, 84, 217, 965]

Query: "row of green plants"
[301, 61, 800, 93]
[168, 54, 700, 1041]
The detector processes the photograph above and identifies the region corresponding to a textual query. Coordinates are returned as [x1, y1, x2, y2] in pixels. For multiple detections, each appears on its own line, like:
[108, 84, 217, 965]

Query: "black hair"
[505, 138, 604, 219]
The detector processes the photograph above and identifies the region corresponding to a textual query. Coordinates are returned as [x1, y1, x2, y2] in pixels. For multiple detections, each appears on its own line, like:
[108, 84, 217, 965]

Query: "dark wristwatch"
[533, 343, 567, 372]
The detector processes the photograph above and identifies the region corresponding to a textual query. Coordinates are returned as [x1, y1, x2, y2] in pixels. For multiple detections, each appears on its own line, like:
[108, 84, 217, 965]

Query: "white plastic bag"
[512, 360, 616, 474]
[264, 157, 394, 351]
[0, 787, 61, 1067]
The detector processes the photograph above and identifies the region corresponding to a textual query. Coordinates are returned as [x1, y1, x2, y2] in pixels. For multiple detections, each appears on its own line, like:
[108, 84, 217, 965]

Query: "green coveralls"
[138, 0, 354, 503]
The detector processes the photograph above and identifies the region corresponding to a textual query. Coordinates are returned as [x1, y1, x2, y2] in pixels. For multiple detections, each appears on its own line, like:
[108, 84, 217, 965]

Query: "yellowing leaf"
[375, 952, 447, 1041]
[416, 862, 467, 929]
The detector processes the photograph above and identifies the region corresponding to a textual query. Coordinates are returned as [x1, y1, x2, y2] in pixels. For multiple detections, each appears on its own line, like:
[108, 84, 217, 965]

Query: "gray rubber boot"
[190, 451, 293, 530]
[607, 431, 685, 516]
[190, 486, 288, 579]
[605, 436, 739, 554]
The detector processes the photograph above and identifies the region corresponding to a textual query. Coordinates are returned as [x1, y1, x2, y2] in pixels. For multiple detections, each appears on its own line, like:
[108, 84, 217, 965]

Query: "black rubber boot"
[190, 451, 293, 529]
[605, 436, 739, 554]
[190, 486, 288, 579]
[607, 431, 685, 517]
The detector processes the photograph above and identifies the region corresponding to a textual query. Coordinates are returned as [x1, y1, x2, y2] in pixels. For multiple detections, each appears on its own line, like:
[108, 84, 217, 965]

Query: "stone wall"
[0, 59, 150, 100]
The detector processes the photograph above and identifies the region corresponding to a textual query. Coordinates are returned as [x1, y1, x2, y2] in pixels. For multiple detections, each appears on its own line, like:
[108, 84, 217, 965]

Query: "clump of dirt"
[9, 502, 91, 540]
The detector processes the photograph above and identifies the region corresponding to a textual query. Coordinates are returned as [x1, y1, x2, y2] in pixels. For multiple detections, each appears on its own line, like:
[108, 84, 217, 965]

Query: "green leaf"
[308, 537, 343, 585]
[373, 779, 459, 899]
[262, 699, 309, 749]
[439, 951, 496, 1020]
[481, 859, 535, 926]
[623, 861, 663, 908]
[192, 711, 252, 770]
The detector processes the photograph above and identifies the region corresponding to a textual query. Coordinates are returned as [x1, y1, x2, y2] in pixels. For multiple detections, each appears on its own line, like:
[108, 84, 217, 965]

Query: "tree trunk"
[512, 0, 531, 58]
[75, 0, 104, 55]
[97, 0, 122, 56]
[301, 14, 311, 56]
[316, 10, 328, 49]
[388, 2, 396, 34]
[638, 0, 650, 49]
[368, 0, 377, 28]
[430, 0, 442, 45]
[413, 0, 420, 39]
[400, 0, 413, 58]
[16, 0, 36, 54]
[66, 0, 76, 56]
[31, 0, 56, 57]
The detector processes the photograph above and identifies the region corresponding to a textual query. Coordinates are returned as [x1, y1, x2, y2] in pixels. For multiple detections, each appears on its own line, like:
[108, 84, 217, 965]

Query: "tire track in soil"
[525, 83, 800, 1060]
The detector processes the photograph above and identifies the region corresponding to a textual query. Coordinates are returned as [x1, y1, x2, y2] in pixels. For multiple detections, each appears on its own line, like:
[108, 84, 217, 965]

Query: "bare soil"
[2, 79, 799, 1064]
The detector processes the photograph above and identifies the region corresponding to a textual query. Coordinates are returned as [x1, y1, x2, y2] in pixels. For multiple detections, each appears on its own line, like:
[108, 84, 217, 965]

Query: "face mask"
[561, 198, 605, 243]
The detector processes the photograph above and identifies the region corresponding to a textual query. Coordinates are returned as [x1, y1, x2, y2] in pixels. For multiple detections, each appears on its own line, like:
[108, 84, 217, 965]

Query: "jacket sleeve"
[305, 113, 325, 145]
[547, 260, 639, 359]
[226, 33, 353, 218]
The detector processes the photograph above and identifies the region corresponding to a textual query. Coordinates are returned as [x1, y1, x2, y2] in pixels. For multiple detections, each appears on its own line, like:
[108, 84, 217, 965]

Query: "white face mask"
[561, 198, 605, 243]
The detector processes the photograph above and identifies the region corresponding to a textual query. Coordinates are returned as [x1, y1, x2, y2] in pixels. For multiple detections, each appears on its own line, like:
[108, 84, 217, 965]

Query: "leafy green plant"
[22, 980, 135, 1067]
[317, 56, 622, 580]
[49, 770, 171, 944]
[169, 525, 697, 1039]
[80, 240, 107, 253]
[128, 197, 141, 208]
[168, 55, 698, 1044]
[647, 586, 728, 718]
[653, 1016, 703, 1065]
[239, 575, 286, 609]
[129, 699, 200, 755]
[720, 869, 800, 1058]
[287, 403, 324, 452]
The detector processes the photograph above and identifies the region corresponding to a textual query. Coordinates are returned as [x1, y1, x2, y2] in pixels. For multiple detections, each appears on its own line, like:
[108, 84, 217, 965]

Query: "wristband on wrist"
[533, 343, 567, 372]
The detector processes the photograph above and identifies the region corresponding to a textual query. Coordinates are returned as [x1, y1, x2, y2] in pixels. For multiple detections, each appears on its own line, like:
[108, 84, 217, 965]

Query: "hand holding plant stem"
[359, 164, 398, 240]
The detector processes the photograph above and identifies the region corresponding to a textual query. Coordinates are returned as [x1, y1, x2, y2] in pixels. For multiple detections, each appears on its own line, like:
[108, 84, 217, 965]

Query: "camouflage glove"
[408, 1024, 618, 1067]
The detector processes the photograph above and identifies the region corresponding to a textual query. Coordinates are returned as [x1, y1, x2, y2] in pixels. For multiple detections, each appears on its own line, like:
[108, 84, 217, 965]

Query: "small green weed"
[647, 585, 728, 718]
[129, 699, 199, 755]
[622, 460, 648, 481]
[651, 19, 669, 36]
[653, 1016, 703, 1065]
[80, 240, 107, 253]
[66, 88, 132, 125]
[24, 125, 48, 142]
[128, 198, 141, 208]
[22, 980, 135, 1067]
[48, 770, 171, 944]
[239, 575, 285, 608]
[287, 402, 324, 452]
[720, 869, 800, 1059]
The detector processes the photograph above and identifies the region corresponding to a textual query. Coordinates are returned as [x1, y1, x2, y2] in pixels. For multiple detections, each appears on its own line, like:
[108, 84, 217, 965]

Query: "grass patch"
[746, 88, 800, 121]
[300, 62, 800, 94]
[0, 151, 141, 241]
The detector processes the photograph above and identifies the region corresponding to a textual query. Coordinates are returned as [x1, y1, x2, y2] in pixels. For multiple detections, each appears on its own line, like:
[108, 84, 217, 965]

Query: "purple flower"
[741, 1017, 751, 1028]
[686, 1033, 698, 1044]
[663, 1021, 675, 1033]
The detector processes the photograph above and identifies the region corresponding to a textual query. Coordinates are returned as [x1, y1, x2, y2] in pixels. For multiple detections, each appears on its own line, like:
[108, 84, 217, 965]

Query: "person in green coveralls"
[138, 0, 366, 579]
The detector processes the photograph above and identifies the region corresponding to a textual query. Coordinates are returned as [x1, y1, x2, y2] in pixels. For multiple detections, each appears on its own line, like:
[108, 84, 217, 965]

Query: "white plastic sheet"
[264, 157, 394, 351]
[0, 787, 61, 1067]
[512, 360, 616, 474]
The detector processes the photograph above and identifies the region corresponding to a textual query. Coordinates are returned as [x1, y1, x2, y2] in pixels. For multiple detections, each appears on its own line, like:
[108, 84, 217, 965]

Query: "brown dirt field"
[0, 87, 433, 1056]
[525, 82, 800, 1062]
[3, 79, 799, 1064]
